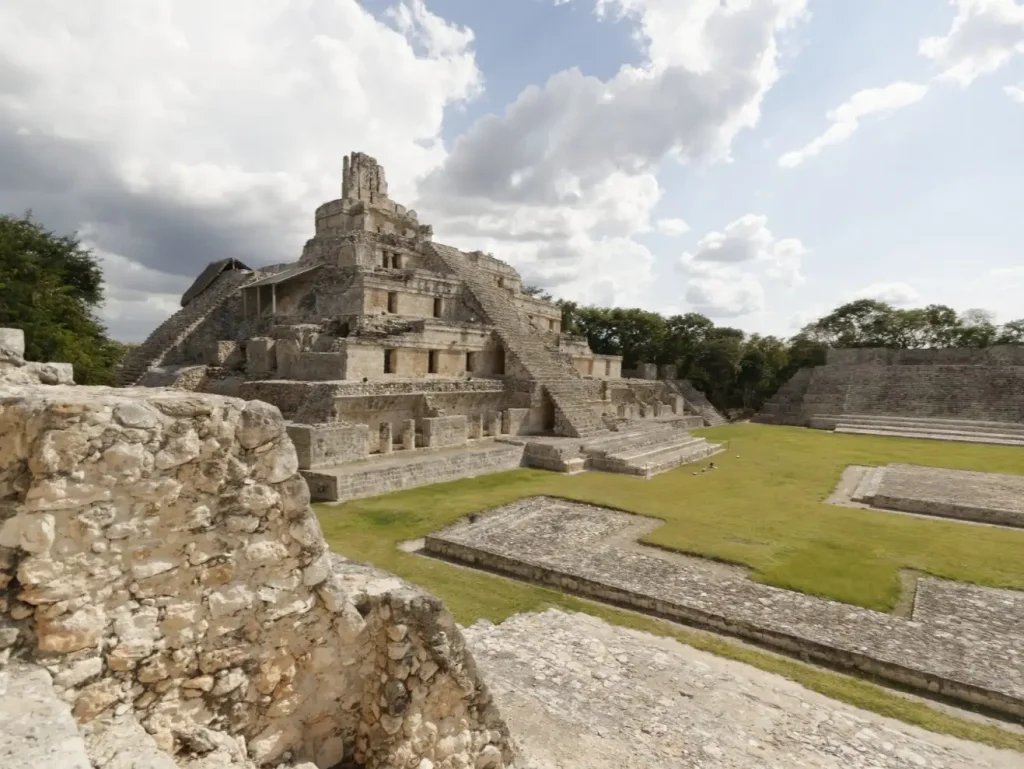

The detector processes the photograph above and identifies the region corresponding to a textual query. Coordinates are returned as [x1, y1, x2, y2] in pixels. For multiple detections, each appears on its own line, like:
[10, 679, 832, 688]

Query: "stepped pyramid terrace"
[118, 153, 727, 500]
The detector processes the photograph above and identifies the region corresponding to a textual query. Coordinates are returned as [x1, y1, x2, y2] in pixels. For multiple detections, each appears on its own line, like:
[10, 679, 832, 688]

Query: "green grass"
[316, 424, 1024, 752]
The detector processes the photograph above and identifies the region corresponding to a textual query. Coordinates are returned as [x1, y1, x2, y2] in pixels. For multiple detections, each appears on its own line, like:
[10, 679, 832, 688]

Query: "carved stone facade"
[116, 154, 724, 499]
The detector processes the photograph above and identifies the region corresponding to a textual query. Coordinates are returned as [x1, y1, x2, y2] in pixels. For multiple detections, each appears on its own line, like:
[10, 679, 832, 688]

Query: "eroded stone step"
[835, 426, 1024, 447]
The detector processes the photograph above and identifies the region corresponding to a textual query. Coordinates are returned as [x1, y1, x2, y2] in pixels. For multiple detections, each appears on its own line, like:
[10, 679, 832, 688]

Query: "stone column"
[672, 395, 684, 415]
[487, 412, 502, 437]
[379, 422, 393, 454]
[501, 410, 512, 435]
[601, 381, 610, 401]
[0, 328, 25, 358]
[652, 402, 662, 417]
[402, 419, 416, 451]
[469, 414, 483, 439]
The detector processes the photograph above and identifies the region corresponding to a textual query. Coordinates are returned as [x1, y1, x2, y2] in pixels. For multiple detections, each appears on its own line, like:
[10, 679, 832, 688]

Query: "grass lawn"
[316, 423, 1024, 751]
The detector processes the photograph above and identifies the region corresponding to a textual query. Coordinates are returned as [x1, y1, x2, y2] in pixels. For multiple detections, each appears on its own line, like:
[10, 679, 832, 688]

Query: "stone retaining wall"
[0, 381, 515, 769]
[760, 357, 1024, 425]
[304, 444, 526, 503]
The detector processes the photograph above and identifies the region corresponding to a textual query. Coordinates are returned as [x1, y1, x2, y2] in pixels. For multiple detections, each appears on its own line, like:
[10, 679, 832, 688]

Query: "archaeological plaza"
[2, 153, 1023, 769]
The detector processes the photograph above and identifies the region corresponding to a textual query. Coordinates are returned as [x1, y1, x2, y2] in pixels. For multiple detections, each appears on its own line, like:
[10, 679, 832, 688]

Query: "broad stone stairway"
[429, 243, 604, 437]
[810, 413, 1024, 447]
[581, 419, 720, 476]
[116, 270, 253, 386]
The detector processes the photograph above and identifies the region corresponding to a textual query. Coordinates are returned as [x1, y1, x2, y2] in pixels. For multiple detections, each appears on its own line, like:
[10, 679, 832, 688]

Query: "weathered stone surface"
[0, 382, 515, 769]
[427, 496, 1024, 718]
[0, 663, 92, 769]
[467, 609, 1022, 769]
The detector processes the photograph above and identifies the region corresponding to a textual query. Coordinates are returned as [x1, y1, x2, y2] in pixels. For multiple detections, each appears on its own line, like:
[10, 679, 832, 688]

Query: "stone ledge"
[423, 497, 1024, 719]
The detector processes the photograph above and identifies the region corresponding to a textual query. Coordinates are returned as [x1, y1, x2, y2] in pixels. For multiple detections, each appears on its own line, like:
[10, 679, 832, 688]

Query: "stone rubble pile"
[0, 329, 515, 769]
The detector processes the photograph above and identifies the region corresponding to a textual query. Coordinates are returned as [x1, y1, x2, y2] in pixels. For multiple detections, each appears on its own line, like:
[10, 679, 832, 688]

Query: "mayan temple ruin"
[116, 152, 726, 502]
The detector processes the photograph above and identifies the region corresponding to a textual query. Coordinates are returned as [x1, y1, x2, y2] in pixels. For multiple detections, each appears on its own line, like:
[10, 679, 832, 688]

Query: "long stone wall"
[759, 347, 1024, 426]
[0, 378, 515, 768]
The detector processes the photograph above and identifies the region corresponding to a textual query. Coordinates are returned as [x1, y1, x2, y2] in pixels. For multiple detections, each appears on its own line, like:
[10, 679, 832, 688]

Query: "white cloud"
[685, 270, 766, 318]
[656, 217, 691, 236]
[678, 214, 807, 317]
[991, 265, 1024, 279]
[418, 0, 809, 308]
[847, 281, 922, 306]
[682, 214, 807, 285]
[1006, 83, 1024, 102]
[779, 81, 929, 168]
[0, 0, 483, 341]
[920, 0, 1024, 86]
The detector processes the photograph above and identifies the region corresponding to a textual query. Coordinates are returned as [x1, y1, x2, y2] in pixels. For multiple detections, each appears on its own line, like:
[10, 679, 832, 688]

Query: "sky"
[1, 0, 1023, 343]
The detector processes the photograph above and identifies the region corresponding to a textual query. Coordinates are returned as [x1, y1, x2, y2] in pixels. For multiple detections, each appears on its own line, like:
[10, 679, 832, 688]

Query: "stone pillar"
[379, 422, 393, 454]
[0, 328, 25, 358]
[673, 395, 684, 415]
[501, 409, 512, 435]
[469, 414, 483, 439]
[487, 412, 502, 437]
[402, 419, 416, 451]
[652, 402, 662, 417]
[601, 381, 610, 401]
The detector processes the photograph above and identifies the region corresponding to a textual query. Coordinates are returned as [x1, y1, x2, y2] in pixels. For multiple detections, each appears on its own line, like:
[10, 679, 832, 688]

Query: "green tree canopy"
[0, 212, 126, 384]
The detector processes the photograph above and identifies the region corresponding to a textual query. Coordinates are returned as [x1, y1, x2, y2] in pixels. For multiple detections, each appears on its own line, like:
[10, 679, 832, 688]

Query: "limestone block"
[501, 408, 529, 436]
[402, 419, 416, 451]
[275, 338, 301, 378]
[421, 416, 467, 448]
[287, 423, 369, 469]
[204, 340, 242, 367]
[379, 422, 394, 454]
[0, 664, 92, 769]
[245, 337, 276, 375]
[0, 327, 25, 364]
[486, 413, 501, 437]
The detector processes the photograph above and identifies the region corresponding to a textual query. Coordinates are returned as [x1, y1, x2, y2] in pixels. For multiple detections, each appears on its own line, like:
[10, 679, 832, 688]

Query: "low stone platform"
[424, 497, 1024, 718]
[304, 441, 526, 502]
[466, 609, 1023, 769]
[810, 414, 1024, 447]
[519, 417, 719, 477]
[842, 464, 1024, 529]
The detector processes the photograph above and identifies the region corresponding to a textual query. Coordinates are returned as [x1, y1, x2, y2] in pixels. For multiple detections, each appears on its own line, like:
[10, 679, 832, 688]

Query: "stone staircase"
[116, 270, 253, 386]
[428, 243, 604, 437]
[581, 421, 721, 477]
[752, 367, 814, 425]
[668, 380, 728, 426]
[810, 414, 1024, 447]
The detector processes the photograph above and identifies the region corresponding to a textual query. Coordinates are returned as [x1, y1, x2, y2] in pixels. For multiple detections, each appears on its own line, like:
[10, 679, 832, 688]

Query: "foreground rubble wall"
[0, 378, 514, 768]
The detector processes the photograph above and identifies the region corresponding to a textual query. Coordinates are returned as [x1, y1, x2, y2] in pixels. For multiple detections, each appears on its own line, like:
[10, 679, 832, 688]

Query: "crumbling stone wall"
[0, 372, 514, 767]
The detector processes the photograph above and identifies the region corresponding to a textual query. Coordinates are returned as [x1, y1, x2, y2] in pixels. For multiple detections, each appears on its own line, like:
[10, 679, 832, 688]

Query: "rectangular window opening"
[384, 349, 395, 374]
[428, 350, 439, 374]
[433, 297, 443, 318]
[465, 352, 475, 373]
[387, 291, 398, 313]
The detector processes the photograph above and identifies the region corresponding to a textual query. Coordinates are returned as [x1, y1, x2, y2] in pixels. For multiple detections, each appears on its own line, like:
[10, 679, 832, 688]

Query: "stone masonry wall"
[0, 380, 515, 768]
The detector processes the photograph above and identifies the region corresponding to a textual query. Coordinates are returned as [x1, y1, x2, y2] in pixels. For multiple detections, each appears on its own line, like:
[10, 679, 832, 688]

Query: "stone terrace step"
[581, 424, 684, 456]
[639, 440, 720, 474]
[606, 436, 705, 464]
[819, 413, 1024, 435]
[834, 425, 1024, 447]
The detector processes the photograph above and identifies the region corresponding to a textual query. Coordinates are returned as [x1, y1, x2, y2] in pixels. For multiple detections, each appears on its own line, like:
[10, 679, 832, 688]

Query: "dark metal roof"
[180, 259, 252, 307]
[244, 264, 320, 289]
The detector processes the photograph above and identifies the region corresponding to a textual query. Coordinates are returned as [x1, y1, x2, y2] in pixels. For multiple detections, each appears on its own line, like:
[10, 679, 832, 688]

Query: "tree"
[522, 284, 554, 302]
[0, 212, 126, 384]
[997, 319, 1024, 345]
